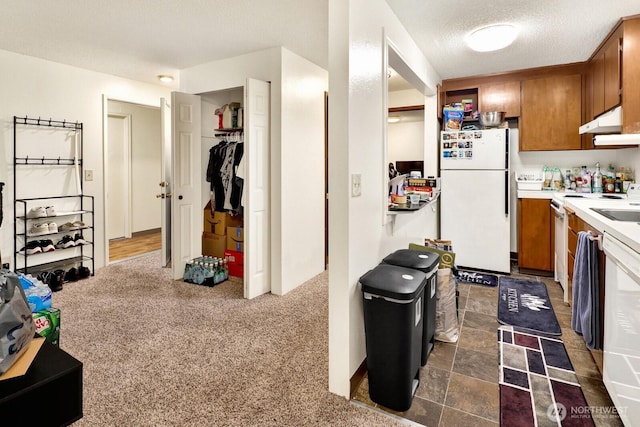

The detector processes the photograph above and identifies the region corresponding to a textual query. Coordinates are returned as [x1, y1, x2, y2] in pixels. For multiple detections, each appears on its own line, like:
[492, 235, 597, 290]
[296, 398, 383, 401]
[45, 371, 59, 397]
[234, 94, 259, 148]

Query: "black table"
[0, 339, 82, 426]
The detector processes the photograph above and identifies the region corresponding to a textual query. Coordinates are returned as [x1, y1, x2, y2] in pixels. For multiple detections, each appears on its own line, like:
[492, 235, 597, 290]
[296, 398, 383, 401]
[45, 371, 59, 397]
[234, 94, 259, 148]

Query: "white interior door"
[170, 92, 202, 280]
[244, 78, 271, 299]
[107, 114, 129, 240]
[160, 98, 172, 267]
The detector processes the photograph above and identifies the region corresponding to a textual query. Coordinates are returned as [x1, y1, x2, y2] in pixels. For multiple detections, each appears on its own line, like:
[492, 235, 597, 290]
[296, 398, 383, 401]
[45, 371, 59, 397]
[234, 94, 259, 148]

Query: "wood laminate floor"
[109, 229, 161, 262]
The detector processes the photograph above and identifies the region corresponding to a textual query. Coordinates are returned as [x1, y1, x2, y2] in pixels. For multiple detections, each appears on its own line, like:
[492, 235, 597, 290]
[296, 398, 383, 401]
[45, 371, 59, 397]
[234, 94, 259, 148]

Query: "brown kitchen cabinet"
[517, 198, 554, 273]
[478, 81, 521, 117]
[589, 30, 621, 120]
[585, 16, 640, 133]
[565, 206, 606, 374]
[520, 74, 582, 151]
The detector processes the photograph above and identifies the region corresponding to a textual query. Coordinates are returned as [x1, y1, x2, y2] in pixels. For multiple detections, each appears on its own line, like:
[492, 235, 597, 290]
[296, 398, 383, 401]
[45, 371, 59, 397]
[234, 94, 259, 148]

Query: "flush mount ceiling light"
[387, 117, 400, 123]
[465, 24, 518, 52]
[158, 75, 174, 83]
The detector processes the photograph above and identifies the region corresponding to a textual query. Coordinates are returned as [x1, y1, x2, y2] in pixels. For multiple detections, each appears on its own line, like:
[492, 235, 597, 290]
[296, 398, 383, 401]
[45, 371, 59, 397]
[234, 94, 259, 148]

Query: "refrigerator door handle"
[504, 170, 509, 216]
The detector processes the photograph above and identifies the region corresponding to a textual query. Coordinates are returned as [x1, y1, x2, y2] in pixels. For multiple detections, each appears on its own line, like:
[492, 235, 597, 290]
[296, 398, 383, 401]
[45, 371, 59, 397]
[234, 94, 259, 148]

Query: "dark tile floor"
[352, 266, 624, 427]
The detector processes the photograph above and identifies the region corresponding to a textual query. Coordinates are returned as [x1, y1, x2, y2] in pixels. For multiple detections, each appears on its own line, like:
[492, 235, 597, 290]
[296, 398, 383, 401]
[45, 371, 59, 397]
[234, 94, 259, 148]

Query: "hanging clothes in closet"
[206, 133, 244, 213]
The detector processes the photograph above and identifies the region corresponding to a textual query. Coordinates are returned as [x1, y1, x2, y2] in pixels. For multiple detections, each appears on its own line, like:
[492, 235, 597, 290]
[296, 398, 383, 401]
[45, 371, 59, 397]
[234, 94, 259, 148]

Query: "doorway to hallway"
[105, 100, 162, 263]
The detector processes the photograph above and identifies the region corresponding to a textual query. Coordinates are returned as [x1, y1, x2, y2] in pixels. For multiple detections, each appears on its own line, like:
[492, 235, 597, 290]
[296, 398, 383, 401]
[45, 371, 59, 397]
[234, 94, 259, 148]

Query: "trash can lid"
[359, 264, 427, 300]
[382, 249, 440, 273]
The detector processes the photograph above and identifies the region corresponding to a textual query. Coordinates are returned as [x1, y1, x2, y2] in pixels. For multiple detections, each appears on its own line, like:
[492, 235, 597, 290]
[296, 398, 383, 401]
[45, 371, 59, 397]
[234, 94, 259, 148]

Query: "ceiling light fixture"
[158, 75, 174, 83]
[465, 24, 518, 52]
[387, 117, 400, 123]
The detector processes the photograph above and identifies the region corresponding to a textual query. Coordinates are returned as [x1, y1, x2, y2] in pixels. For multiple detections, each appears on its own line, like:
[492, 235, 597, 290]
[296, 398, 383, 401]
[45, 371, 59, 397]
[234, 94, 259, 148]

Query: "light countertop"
[563, 197, 640, 253]
[517, 190, 556, 199]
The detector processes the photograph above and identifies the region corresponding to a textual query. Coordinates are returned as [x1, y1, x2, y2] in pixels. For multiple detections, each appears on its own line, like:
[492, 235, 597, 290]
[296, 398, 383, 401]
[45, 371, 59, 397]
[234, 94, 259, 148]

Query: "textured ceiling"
[386, 0, 640, 80]
[1, 1, 639, 87]
[0, 0, 328, 87]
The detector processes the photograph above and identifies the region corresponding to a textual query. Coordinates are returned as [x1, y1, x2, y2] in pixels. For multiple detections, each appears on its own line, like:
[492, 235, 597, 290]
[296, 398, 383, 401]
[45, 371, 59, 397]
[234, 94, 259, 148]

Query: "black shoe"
[50, 270, 65, 291]
[74, 234, 88, 245]
[55, 235, 75, 249]
[37, 271, 52, 285]
[19, 240, 42, 255]
[64, 267, 78, 282]
[39, 239, 56, 252]
[79, 266, 91, 279]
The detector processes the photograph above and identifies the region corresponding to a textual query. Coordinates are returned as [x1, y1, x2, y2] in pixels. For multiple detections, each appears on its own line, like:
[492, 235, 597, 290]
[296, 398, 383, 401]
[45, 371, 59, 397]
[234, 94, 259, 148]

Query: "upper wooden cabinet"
[589, 28, 622, 119]
[520, 74, 583, 151]
[585, 16, 640, 133]
[478, 81, 521, 117]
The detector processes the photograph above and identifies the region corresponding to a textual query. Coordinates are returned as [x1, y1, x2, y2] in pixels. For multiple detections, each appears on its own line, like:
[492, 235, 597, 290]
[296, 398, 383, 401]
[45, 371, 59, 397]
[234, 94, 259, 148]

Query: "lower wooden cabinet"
[518, 198, 554, 272]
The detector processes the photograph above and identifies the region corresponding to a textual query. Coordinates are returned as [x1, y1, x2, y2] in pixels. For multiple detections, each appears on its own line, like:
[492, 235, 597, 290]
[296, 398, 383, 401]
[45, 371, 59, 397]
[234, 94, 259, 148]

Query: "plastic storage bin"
[359, 263, 427, 411]
[382, 249, 440, 366]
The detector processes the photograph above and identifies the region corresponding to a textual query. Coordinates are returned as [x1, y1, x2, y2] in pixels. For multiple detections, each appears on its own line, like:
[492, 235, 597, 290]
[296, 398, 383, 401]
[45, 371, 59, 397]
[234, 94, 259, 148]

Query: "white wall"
[388, 121, 424, 165]
[181, 47, 328, 296]
[0, 49, 171, 270]
[279, 49, 328, 294]
[328, 0, 441, 397]
[510, 139, 640, 252]
[107, 100, 161, 233]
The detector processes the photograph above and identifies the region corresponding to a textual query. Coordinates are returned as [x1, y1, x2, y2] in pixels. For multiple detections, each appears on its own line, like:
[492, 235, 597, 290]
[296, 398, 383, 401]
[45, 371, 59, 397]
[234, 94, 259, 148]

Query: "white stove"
[549, 185, 640, 303]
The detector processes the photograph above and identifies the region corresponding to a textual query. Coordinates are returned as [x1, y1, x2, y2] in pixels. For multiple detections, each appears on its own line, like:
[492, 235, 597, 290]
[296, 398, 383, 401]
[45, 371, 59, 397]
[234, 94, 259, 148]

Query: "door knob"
[156, 194, 165, 199]
[159, 181, 169, 187]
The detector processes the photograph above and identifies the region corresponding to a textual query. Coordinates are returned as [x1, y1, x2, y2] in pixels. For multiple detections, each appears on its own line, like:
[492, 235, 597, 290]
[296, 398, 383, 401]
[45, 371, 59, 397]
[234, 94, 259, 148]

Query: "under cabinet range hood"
[579, 106, 621, 134]
[580, 105, 640, 146]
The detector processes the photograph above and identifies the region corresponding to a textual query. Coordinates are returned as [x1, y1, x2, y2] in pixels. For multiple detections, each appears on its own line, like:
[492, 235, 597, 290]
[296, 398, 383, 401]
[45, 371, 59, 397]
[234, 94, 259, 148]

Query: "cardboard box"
[0, 337, 45, 382]
[202, 232, 226, 258]
[33, 307, 60, 347]
[203, 201, 243, 235]
[226, 226, 244, 252]
[224, 250, 244, 278]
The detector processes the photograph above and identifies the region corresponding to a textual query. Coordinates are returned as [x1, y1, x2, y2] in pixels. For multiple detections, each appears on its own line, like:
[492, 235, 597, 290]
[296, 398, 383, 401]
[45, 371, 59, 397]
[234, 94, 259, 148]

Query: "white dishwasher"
[602, 232, 640, 427]
[551, 196, 568, 303]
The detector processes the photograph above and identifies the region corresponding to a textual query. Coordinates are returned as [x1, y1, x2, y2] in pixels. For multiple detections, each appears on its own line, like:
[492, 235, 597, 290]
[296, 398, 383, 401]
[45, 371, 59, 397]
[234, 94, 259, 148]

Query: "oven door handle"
[550, 201, 564, 216]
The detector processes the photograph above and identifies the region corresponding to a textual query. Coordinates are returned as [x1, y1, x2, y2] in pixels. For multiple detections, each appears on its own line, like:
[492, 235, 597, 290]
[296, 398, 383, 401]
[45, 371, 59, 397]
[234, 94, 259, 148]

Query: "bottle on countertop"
[615, 173, 623, 193]
[581, 165, 591, 193]
[564, 169, 572, 189]
[593, 162, 603, 193]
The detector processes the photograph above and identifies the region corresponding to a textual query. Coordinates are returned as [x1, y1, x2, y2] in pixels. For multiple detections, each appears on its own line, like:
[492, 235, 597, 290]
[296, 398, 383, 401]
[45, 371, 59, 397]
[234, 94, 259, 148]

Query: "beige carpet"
[53, 254, 406, 426]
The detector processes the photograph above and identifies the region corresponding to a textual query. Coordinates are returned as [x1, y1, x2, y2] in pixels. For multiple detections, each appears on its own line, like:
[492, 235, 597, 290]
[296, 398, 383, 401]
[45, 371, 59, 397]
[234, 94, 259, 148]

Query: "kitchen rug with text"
[455, 268, 498, 287]
[498, 325, 595, 427]
[497, 277, 561, 335]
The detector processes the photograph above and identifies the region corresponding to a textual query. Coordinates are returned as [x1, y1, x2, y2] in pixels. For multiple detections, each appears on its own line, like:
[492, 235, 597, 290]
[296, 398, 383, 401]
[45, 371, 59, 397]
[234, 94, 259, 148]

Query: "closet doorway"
[106, 100, 162, 262]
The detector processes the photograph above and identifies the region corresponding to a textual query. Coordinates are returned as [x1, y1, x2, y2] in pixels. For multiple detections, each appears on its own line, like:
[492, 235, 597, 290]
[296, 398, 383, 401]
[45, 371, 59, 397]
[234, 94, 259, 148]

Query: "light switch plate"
[352, 174, 362, 197]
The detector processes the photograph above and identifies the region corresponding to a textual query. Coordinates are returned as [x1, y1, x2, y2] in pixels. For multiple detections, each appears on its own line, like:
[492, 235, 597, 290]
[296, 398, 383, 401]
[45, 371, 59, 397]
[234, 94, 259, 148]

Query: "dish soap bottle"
[593, 162, 603, 193]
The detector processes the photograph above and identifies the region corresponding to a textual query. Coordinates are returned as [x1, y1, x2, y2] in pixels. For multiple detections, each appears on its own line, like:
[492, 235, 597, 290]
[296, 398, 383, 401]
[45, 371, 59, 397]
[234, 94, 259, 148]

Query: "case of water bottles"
[183, 256, 229, 286]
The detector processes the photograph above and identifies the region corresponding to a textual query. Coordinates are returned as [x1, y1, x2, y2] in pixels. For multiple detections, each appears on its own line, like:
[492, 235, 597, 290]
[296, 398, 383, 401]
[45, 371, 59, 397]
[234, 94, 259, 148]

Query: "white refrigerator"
[440, 128, 511, 273]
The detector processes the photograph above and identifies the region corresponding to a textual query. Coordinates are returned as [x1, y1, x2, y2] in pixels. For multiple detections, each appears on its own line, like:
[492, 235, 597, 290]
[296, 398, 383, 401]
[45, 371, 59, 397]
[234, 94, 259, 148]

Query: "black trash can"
[359, 263, 426, 411]
[383, 249, 440, 366]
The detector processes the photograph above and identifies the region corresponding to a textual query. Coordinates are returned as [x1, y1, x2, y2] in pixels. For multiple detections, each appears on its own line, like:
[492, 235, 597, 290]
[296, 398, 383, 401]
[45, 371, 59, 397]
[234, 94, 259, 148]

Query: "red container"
[224, 250, 244, 278]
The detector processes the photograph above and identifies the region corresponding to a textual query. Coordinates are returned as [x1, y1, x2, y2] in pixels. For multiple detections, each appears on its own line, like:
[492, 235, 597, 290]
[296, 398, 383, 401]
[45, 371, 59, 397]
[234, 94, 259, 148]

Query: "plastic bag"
[434, 268, 459, 343]
[0, 270, 36, 374]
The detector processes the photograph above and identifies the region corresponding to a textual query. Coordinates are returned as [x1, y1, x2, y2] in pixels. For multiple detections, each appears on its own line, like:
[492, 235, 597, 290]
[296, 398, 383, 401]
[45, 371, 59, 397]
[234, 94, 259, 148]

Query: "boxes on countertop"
[203, 201, 243, 235]
[224, 250, 244, 278]
[33, 307, 60, 347]
[226, 226, 244, 252]
[202, 232, 226, 258]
